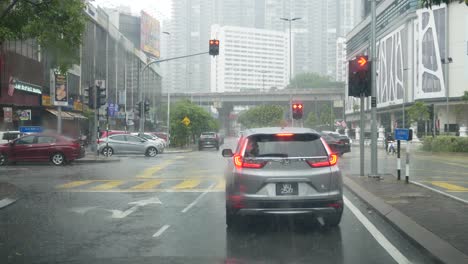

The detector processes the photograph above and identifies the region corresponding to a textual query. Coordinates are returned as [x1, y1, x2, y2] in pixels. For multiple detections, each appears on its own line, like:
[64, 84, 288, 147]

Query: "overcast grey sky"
[93, 0, 172, 19]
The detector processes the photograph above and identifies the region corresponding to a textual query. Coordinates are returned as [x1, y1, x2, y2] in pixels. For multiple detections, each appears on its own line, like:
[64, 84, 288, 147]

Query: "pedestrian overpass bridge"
[161, 88, 344, 105]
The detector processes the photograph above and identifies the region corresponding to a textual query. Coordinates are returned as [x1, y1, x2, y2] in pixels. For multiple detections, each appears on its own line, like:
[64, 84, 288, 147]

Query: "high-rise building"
[210, 25, 289, 93]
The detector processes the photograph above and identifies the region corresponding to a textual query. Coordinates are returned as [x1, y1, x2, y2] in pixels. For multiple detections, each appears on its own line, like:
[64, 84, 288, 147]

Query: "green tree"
[420, 0, 467, 8]
[304, 112, 318, 128]
[408, 101, 430, 136]
[287, 73, 344, 89]
[319, 104, 336, 128]
[238, 105, 284, 129]
[169, 100, 219, 147]
[0, 0, 86, 72]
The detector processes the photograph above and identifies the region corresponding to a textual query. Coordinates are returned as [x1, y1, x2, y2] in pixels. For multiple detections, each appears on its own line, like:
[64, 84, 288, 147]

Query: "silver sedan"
[98, 134, 163, 157]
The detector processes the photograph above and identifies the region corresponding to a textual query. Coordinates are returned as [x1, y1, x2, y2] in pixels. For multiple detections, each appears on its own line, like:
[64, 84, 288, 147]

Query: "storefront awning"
[46, 109, 86, 120]
[67, 112, 87, 120]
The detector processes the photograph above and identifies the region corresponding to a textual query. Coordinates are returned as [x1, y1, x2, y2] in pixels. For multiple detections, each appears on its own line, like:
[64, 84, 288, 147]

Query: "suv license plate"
[276, 183, 298, 196]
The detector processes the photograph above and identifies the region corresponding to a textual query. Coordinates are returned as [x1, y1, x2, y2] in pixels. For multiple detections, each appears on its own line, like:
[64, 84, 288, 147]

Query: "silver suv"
[222, 127, 343, 228]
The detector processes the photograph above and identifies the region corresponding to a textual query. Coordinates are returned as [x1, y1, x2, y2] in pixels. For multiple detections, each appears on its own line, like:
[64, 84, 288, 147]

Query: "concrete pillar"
[378, 127, 385, 142]
[411, 122, 420, 141]
[355, 127, 360, 141]
[459, 126, 467, 137]
[345, 128, 350, 138]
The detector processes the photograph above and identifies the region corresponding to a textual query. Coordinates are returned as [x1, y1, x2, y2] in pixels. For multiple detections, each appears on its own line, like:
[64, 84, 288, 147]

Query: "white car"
[131, 133, 165, 152]
[0, 131, 21, 144]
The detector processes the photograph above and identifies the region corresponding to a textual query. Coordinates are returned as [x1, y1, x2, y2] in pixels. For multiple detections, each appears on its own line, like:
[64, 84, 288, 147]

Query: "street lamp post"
[280, 17, 301, 125]
[162, 31, 171, 140]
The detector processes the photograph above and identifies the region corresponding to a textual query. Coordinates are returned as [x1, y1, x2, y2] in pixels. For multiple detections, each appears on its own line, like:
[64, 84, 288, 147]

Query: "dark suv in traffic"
[198, 132, 221, 150]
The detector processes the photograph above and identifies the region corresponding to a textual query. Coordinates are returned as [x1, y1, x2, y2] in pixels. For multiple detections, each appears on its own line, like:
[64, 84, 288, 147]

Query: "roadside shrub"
[422, 136, 468, 152]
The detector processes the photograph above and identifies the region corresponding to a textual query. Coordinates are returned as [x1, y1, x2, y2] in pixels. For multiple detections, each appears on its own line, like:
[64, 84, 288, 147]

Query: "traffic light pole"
[138, 51, 209, 133]
[360, 94, 365, 176]
[370, 0, 378, 177]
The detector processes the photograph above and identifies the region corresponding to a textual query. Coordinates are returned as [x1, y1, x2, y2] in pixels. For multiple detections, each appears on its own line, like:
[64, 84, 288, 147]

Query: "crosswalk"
[56, 178, 226, 192]
[428, 181, 468, 192]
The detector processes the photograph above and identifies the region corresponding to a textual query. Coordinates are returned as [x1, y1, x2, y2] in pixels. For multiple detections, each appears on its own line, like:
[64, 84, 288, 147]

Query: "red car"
[0, 133, 84, 166]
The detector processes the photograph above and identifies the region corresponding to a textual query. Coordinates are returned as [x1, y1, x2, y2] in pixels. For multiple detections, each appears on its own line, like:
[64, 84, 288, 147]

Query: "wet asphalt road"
[0, 138, 438, 264]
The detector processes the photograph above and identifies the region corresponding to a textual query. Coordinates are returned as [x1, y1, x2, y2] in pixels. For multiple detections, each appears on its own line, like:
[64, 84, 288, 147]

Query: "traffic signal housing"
[84, 85, 95, 109]
[135, 102, 142, 118]
[292, 103, 303, 120]
[144, 101, 150, 113]
[96, 85, 106, 107]
[209, 39, 219, 56]
[348, 55, 371, 97]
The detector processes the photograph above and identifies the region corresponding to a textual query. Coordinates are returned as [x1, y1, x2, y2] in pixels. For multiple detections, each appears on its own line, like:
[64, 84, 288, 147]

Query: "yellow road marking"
[173, 179, 201, 189]
[90, 180, 125, 190]
[57, 180, 93, 189]
[430, 181, 468, 192]
[130, 180, 163, 190]
[136, 160, 176, 178]
[214, 179, 225, 190]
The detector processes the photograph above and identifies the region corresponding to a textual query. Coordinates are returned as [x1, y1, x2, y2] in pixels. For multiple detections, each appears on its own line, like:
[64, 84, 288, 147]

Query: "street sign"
[19, 126, 43, 133]
[182, 116, 191, 126]
[394, 128, 413, 141]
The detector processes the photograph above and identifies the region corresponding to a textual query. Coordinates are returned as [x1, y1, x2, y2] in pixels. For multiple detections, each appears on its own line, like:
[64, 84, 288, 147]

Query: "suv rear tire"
[324, 211, 343, 227]
[226, 208, 241, 229]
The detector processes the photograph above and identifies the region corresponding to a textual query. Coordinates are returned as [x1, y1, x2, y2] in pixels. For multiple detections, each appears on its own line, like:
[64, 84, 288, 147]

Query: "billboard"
[140, 11, 160, 58]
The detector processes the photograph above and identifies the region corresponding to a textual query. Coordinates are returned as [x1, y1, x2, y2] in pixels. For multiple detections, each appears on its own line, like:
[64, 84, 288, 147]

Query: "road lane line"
[57, 180, 94, 189]
[173, 179, 201, 189]
[181, 183, 215, 213]
[343, 196, 411, 264]
[152, 224, 170, 237]
[90, 181, 125, 190]
[412, 181, 468, 204]
[130, 180, 163, 190]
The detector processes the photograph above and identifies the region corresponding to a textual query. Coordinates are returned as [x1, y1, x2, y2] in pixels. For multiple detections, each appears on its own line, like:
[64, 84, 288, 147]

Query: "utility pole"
[370, 0, 378, 176]
[280, 17, 301, 125]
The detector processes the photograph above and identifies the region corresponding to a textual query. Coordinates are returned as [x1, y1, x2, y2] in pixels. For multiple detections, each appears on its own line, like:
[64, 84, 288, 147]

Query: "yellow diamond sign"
[181, 116, 191, 126]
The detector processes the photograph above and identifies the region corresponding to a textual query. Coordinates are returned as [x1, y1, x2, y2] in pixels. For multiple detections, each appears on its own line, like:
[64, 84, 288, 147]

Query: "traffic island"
[344, 174, 468, 264]
[0, 182, 21, 209]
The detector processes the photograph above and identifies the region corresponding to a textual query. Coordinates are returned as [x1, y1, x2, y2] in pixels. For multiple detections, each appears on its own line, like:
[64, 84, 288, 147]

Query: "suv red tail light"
[233, 154, 266, 169]
[306, 153, 338, 168]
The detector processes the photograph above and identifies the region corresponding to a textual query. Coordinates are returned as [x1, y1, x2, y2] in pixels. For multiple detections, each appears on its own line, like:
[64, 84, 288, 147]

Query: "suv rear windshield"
[201, 132, 216, 138]
[244, 133, 327, 158]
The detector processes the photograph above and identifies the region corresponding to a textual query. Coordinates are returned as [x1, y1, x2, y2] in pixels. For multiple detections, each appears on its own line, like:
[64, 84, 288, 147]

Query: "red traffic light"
[210, 40, 214, 45]
[357, 56, 368, 67]
[293, 104, 298, 109]
[298, 104, 303, 109]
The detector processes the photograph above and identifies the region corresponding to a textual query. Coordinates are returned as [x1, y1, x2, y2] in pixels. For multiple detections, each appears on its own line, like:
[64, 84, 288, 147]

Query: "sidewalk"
[344, 174, 468, 264]
[0, 182, 21, 209]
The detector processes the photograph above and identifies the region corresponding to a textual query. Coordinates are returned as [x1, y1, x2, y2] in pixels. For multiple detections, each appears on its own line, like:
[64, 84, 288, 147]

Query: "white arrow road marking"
[108, 196, 162, 219]
[69, 206, 99, 214]
[69, 196, 162, 219]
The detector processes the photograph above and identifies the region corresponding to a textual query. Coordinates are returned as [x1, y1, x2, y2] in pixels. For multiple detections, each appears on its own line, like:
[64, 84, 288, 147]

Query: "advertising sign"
[53, 72, 68, 106]
[140, 11, 160, 58]
[42, 95, 52, 106]
[3, 107, 13, 123]
[19, 126, 43, 133]
[18, 109, 31, 121]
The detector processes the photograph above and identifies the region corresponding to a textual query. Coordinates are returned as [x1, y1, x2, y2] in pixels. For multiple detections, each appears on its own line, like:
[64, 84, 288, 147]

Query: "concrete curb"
[74, 158, 121, 164]
[163, 149, 194, 154]
[0, 182, 21, 209]
[343, 175, 468, 264]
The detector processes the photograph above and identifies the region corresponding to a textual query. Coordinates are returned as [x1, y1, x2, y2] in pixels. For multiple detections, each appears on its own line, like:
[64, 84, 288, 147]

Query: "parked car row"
[97, 130, 168, 157]
[0, 133, 84, 166]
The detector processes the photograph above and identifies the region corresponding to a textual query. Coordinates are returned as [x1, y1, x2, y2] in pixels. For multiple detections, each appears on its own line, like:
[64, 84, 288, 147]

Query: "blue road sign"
[394, 128, 412, 141]
[19, 126, 43, 133]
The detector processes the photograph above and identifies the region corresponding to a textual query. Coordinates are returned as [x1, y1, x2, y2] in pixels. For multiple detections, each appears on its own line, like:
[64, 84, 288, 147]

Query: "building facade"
[210, 25, 289, 93]
[345, 0, 468, 137]
[0, 2, 163, 134]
